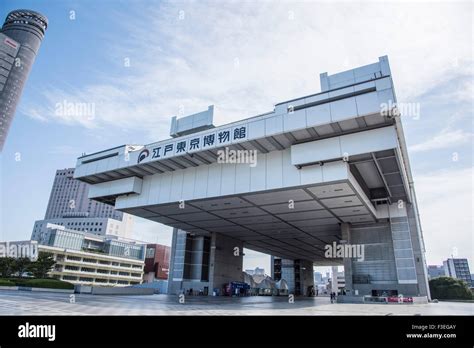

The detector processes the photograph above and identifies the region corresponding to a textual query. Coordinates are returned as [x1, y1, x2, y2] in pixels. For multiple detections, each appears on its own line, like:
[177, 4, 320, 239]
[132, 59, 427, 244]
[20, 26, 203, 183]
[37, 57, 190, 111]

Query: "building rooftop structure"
[37, 223, 145, 261]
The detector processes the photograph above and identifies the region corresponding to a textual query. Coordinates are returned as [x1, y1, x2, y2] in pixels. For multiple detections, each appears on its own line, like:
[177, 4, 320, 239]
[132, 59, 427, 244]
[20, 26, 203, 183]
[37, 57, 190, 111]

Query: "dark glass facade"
[0, 10, 48, 150]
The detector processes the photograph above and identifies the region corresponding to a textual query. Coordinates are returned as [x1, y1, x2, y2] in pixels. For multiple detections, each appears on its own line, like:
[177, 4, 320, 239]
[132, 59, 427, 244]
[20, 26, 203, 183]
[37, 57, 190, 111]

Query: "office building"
[143, 243, 171, 282]
[314, 272, 323, 284]
[427, 265, 445, 279]
[272, 257, 314, 295]
[73, 56, 430, 299]
[45, 168, 124, 221]
[0, 9, 47, 150]
[31, 168, 133, 241]
[443, 258, 472, 285]
[329, 267, 345, 295]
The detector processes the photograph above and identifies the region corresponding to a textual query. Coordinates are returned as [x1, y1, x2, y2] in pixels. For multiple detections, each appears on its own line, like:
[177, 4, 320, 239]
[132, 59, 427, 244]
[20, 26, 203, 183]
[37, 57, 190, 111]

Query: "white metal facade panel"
[114, 152, 350, 210]
[88, 176, 143, 199]
[291, 126, 399, 166]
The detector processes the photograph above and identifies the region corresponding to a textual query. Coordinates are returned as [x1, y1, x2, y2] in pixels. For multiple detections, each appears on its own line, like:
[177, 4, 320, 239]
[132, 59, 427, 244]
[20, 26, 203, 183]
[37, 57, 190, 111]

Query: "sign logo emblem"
[4, 38, 18, 49]
[137, 149, 149, 163]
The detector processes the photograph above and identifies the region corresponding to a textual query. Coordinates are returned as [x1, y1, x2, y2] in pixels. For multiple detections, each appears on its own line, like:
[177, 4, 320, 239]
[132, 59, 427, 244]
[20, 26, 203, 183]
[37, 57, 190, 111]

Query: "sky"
[0, 0, 472, 273]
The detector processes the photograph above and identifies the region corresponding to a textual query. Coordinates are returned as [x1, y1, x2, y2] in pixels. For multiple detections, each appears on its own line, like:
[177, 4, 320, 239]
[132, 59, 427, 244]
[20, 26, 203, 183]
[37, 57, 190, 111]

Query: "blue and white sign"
[137, 125, 248, 164]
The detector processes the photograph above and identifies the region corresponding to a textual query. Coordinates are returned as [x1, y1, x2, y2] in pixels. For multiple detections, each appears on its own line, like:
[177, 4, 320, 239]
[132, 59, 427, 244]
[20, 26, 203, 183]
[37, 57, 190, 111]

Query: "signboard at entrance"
[136, 125, 248, 164]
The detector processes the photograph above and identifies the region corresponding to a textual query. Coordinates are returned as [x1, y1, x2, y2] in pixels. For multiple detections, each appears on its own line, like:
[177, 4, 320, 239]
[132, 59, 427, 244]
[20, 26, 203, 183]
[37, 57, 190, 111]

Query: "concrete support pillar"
[341, 222, 353, 293]
[299, 260, 315, 296]
[167, 228, 180, 295]
[331, 266, 339, 295]
[208, 232, 244, 294]
[168, 231, 243, 296]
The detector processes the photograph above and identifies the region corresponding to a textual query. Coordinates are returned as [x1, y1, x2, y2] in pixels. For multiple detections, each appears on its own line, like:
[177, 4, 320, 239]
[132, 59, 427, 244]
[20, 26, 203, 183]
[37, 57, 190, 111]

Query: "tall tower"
[0, 9, 48, 151]
[45, 168, 124, 221]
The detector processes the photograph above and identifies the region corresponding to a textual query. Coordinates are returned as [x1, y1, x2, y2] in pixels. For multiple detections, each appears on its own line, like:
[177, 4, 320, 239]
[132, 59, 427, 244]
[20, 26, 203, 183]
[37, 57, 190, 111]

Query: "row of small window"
[69, 228, 101, 232]
[42, 221, 103, 227]
[65, 256, 140, 269]
[62, 275, 139, 285]
[70, 222, 103, 226]
[56, 171, 74, 176]
[64, 266, 141, 277]
[53, 185, 78, 190]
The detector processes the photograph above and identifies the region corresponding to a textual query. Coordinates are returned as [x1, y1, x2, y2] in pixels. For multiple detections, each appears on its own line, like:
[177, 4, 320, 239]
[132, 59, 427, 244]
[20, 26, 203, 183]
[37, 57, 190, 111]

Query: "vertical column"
[208, 232, 217, 292]
[272, 256, 282, 281]
[331, 266, 339, 295]
[189, 236, 205, 281]
[208, 232, 244, 295]
[341, 223, 353, 293]
[406, 190, 431, 298]
[167, 228, 182, 294]
[299, 260, 314, 296]
[389, 204, 418, 285]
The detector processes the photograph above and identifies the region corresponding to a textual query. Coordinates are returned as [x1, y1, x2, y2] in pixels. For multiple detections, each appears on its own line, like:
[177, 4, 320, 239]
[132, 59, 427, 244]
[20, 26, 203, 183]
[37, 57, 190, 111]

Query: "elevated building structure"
[73, 57, 430, 299]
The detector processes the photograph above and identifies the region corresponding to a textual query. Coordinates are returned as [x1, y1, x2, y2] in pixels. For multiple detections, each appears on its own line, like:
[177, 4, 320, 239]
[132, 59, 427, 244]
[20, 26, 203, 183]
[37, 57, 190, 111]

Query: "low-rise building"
[36, 224, 146, 286]
[443, 258, 472, 286]
[143, 243, 171, 282]
[32, 215, 132, 241]
[245, 267, 265, 276]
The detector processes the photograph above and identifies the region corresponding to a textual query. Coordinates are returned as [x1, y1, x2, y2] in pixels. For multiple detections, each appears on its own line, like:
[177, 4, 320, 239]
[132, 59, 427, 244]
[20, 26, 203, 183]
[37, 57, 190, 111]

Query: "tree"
[429, 276, 473, 300]
[12, 257, 32, 278]
[27, 252, 56, 279]
[0, 257, 16, 278]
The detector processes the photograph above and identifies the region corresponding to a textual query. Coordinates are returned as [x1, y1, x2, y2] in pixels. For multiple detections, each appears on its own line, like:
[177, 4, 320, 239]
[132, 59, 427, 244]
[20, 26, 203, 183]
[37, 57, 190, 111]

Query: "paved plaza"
[0, 290, 472, 315]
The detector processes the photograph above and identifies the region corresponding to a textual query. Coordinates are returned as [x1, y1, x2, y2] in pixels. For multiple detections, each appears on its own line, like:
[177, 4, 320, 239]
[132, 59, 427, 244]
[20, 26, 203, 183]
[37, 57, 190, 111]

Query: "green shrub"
[429, 277, 473, 300]
[13, 278, 74, 290]
[0, 257, 16, 277]
[0, 279, 15, 286]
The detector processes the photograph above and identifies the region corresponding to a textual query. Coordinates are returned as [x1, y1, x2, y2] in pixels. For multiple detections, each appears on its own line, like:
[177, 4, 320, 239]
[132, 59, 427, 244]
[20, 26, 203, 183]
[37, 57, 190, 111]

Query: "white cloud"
[22, 107, 48, 123]
[26, 1, 473, 143]
[414, 167, 473, 266]
[131, 217, 173, 245]
[47, 145, 82, 156]
[409, 129, 473, 153]
[437, 78, 473, 104]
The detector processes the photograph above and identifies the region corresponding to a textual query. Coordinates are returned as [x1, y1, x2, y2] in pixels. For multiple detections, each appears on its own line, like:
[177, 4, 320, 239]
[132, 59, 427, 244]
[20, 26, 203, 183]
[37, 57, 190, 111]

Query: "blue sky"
[0, 0, 472, 272]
